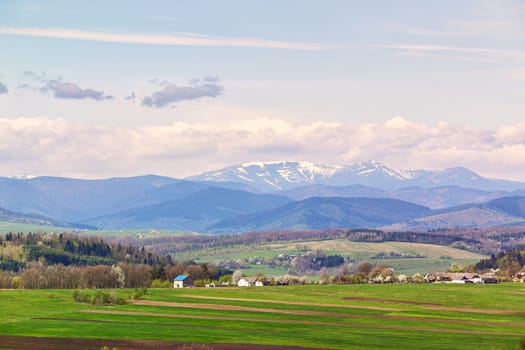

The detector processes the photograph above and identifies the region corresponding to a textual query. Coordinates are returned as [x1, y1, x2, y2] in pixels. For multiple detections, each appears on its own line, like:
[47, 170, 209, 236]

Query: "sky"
[0, 0, 524, 180]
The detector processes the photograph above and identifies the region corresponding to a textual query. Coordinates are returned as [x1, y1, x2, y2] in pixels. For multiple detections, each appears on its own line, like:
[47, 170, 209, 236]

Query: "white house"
[424, 272, 497, 284]
[237, 277, 264, 287]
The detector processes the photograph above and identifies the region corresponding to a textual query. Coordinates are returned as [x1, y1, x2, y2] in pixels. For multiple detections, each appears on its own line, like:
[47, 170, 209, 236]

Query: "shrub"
[150, 279, 171, 288]
[72, 290, 89, 303]
[72, 290, 126, 305]
[132, 287, 148, 300]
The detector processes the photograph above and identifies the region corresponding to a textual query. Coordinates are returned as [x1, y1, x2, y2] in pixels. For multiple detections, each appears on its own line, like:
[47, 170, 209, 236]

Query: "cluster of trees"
[329, 262, 397, 284]
[132, 227, 520, 260]
[128, 228, 355, 255]
[346, 230, 482, 250]
[0, 232, 231, 289]
[287, 251, 347, 275]
[370, 251, 426, 259]
[73, 289, 128, 305]
[0, 260, 231, 289]
[475, 248, 525, 280]
[0, 232, 174, 269]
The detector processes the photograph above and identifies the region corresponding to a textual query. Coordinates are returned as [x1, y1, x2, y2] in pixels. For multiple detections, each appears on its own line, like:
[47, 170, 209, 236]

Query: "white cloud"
[0, 116, 524, 181]
[0, 27, 334, 51]
[379, 44, 525, 63]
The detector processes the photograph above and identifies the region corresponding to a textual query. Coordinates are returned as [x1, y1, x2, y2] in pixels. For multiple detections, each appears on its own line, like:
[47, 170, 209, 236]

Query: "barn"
[173, 275, 193, 288]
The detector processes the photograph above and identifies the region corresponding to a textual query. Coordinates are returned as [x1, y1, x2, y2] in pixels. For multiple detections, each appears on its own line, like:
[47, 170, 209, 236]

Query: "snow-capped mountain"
[190, 161, 345, 191]
[188, 160, 525, 192]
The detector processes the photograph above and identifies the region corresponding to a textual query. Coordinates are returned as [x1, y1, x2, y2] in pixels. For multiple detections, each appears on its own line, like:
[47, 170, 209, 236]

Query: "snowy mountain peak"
[190, 161, 346, 190]
[188, 160, 525, 192]
[347, 160, 413, 180]
[8, 174, 37, 180]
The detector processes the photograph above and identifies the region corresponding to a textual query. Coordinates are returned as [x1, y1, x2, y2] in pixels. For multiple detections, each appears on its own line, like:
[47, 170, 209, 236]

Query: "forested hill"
[0, 207, 66, 227]
[0, 232, 172, 272]
[475, 248, 525, 280]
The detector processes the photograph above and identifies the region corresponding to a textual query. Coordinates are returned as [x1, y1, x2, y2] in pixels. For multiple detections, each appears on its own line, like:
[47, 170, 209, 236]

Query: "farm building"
[237, 277, 264, 287]
[173, 275, 193, 288]
[424, 272, 497, 284]
[514, 272, 525, 282]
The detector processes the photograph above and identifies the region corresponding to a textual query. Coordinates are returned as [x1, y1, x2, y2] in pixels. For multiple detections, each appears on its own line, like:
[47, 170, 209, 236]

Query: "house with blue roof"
[173, 275, 193, 288]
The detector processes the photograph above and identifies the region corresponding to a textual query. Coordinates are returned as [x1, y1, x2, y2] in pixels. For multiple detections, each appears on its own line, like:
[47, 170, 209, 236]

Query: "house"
[173, 275, 193, 288]
[237, 277, 264, 287]
[424, 272, 497, 284]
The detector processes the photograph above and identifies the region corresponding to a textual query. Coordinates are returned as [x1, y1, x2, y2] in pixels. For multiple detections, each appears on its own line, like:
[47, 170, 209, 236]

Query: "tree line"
[0, 232, 230, 289]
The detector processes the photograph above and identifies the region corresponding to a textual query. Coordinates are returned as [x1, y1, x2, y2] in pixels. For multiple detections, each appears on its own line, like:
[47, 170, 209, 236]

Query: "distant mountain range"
[207, 197, 432, 233]
[0, 160, 525, 233]
[383, 196, 525, 232]
[85, 187, 290, 231]
[189, 160, 525, 192]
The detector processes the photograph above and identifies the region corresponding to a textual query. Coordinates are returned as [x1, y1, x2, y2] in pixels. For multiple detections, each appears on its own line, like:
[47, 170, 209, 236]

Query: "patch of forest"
[0, 232, 230, 289]
[120, 227, 525, 256]
[475, 248, 525, 281]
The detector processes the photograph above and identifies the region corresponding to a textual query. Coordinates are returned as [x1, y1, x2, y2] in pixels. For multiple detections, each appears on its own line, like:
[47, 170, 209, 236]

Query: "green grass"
[0, 220, 195, 237]
[0, 221, 72, 234]
[172, 239, 487, 276]
[1, 284, 525, 349]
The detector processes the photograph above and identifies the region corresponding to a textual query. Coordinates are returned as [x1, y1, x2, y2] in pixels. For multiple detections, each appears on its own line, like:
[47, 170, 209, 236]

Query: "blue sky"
[0, 1, 524, 179]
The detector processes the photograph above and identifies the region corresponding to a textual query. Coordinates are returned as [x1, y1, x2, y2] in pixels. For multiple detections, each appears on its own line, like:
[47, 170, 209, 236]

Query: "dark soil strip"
[130, 300, 351, 317]
[82, 309, 525, 328]
[342, 297, 441, 306]
[424, 305, 525, 315]
[339, 296, 525, 315]
[81, 309, 339, 326]
[0, 335, 327, 350]
[32, 317, 274, 333]
[179, 295, 400, 311]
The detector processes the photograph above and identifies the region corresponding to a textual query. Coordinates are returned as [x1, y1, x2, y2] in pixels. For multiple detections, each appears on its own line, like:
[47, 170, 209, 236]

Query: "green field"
[0, 220, 194, 238]
[0, 221, 73, 234]
[173, 239, 486, 276]
[1, 284, 525, 349]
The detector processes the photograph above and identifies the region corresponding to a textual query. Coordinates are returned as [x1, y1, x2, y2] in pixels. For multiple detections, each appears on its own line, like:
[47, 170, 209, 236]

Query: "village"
[171, 270, 508, 288]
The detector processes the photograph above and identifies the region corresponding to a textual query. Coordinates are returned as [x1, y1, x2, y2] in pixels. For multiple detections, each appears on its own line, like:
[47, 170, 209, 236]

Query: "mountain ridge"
[188, 160, 525, 192]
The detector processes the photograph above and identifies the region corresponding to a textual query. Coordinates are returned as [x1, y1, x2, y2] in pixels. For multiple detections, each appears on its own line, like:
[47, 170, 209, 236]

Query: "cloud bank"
[0, 116, 524, 181]
[142, 77, 223, 107]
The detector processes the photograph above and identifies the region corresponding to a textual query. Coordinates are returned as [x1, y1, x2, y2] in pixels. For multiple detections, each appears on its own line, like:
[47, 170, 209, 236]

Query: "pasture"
[172, 239, 486, 276]
[1, 284, 525, 349]
[0, 221, 193, 238]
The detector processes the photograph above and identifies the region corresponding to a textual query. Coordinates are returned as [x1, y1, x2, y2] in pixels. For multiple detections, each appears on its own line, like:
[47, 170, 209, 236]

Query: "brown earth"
[130, 300, 351, 317]
[179, 295, 400, 311]
[81, 308, 525, 328]
[80, 309, 340, 326]
[178, 294, 525, 314]
[424, 305, 525, 315]
[0, 335, 327, 350]
[342, 297, 441, 306]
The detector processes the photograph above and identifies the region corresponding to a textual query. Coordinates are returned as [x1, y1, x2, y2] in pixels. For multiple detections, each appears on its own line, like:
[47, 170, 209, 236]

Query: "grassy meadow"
[0, 221, 485, 276]
[1, 283, 525, 349]
[0, 220, 194, 238]
[171, 238, 486, 276]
